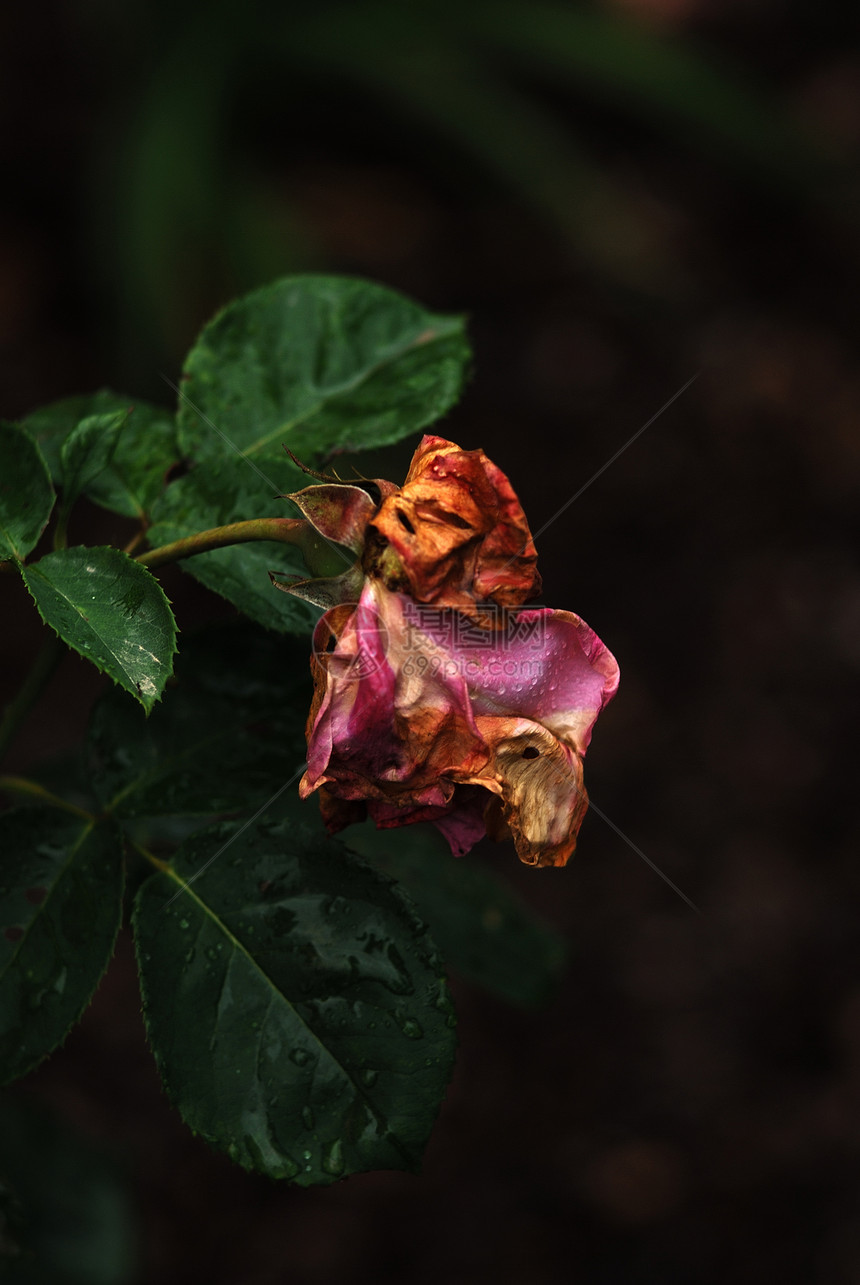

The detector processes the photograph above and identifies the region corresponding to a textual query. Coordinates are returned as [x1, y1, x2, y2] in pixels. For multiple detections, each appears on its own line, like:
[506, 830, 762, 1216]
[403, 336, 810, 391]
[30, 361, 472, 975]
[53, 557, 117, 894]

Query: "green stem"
[0, 775, 94, 820]
[136, 517, 308, 571]
[122, 526, 148, 556]
[0, 634, 65, 763]
[53, 504, 70, 551]
[128, 837, 171, 874]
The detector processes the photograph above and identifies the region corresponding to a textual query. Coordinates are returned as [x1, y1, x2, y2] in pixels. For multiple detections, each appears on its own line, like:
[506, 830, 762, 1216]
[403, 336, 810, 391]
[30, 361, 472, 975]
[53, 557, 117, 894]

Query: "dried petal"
[300, 580, 619, 867]
[364, 435, 541, 617]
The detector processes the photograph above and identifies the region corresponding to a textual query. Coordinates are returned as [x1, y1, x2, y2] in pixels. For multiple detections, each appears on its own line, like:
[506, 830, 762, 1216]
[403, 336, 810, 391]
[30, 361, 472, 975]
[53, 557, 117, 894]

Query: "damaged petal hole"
[396, 509, 415, 534]
[441, 509, 473, 530]
[522, 746, 540, 759]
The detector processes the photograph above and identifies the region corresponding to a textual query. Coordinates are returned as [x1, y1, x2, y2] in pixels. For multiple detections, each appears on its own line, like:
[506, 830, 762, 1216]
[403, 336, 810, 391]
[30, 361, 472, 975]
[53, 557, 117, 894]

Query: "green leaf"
[133, 806, 456, 1184]
[148, 466, 318, 633]
[0, 1093, 136, 1284]
[22, 391, 178, 520]
[19, 548, 177, 713]
[147, 276, 468, 628]
[0, 810, 124, 1086]
[346, 820, 567, 1007]
[176, 275, 470, 469]
[0, 423, 54, 562]
[60, 411, 129, 513]
[87, 623, 310, 819]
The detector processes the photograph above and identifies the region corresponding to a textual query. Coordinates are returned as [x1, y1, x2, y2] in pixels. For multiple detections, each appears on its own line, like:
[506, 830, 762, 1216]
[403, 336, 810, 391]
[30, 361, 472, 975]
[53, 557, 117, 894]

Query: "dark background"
[2, 1, 860, 1281]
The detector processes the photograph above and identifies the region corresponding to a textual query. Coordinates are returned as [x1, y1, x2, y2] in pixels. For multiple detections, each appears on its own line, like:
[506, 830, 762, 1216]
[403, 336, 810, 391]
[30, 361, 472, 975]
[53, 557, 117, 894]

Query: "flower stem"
[0, 634, 65, 763]
[136, 518, 308, 571]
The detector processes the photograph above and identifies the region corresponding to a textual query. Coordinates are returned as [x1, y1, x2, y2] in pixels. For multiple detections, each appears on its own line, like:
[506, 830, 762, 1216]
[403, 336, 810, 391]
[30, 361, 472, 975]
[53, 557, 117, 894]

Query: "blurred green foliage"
[81, 0, 844, 382]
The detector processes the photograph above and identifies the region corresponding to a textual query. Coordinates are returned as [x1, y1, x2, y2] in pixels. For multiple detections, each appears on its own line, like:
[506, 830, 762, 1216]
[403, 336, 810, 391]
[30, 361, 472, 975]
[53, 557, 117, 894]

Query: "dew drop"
[400, 1018, 423, 1040]
[179, 918, 189, 930]
[290, 1047, 311, 1067]
[360, 1068, 378, 1088]
[322, 1138, 344, 1176]
[301, 1106, 314, 1130]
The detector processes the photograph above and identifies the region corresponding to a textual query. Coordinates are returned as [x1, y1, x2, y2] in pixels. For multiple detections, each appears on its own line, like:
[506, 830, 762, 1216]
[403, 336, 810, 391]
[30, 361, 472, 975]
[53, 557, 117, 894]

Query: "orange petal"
[364, 435, 540, 616]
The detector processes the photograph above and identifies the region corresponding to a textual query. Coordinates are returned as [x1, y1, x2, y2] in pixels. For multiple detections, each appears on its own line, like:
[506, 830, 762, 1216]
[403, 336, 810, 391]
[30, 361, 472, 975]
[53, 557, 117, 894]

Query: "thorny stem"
[0, 634, 65, 763]
[135, 517, 309, 570]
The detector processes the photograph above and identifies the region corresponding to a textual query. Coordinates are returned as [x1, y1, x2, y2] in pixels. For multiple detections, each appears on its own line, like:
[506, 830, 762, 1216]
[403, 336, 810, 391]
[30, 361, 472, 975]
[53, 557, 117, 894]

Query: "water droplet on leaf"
[322, 1139, 344, 1176]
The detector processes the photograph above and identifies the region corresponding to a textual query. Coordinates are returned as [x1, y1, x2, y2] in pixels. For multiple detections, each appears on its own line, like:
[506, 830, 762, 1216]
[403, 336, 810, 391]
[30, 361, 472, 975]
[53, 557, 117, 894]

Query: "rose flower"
[274, 436, 619, 868]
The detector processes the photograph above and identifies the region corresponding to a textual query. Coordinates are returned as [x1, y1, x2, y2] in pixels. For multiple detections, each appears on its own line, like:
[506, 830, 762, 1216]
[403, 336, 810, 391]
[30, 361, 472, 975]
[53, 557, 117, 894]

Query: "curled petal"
[301, 581, 618, 867]
[300, 583, 489, 812]
[364, 435, 540, 616]
[462, 718, 589, 867]
[399, 599, 619, 756]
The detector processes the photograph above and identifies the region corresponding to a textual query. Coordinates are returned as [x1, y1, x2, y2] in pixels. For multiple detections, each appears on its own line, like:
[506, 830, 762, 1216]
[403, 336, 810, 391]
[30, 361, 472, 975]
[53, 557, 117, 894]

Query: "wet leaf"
[19, 548, 176, 713]
[60, 411, 129, 513]
[0, 810, 124, 1086]
[176, 275, 470, 469]
[0, 423, 55, 562]
[133, 804, 456, 1184]
[347, 821, 567, 1007]
[87, 623, 309, 819]
[22, 391, 178, 520]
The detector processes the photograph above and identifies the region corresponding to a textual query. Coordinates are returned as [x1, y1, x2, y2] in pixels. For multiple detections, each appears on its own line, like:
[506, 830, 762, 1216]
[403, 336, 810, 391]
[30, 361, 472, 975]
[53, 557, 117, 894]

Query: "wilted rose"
[277, 436, 619, 867]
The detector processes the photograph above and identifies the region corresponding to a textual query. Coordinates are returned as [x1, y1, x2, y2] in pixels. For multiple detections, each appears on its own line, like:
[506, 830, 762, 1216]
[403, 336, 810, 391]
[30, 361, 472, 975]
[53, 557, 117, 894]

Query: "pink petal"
[399, 600, 620, 754]
[301, 582, 619, 866]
